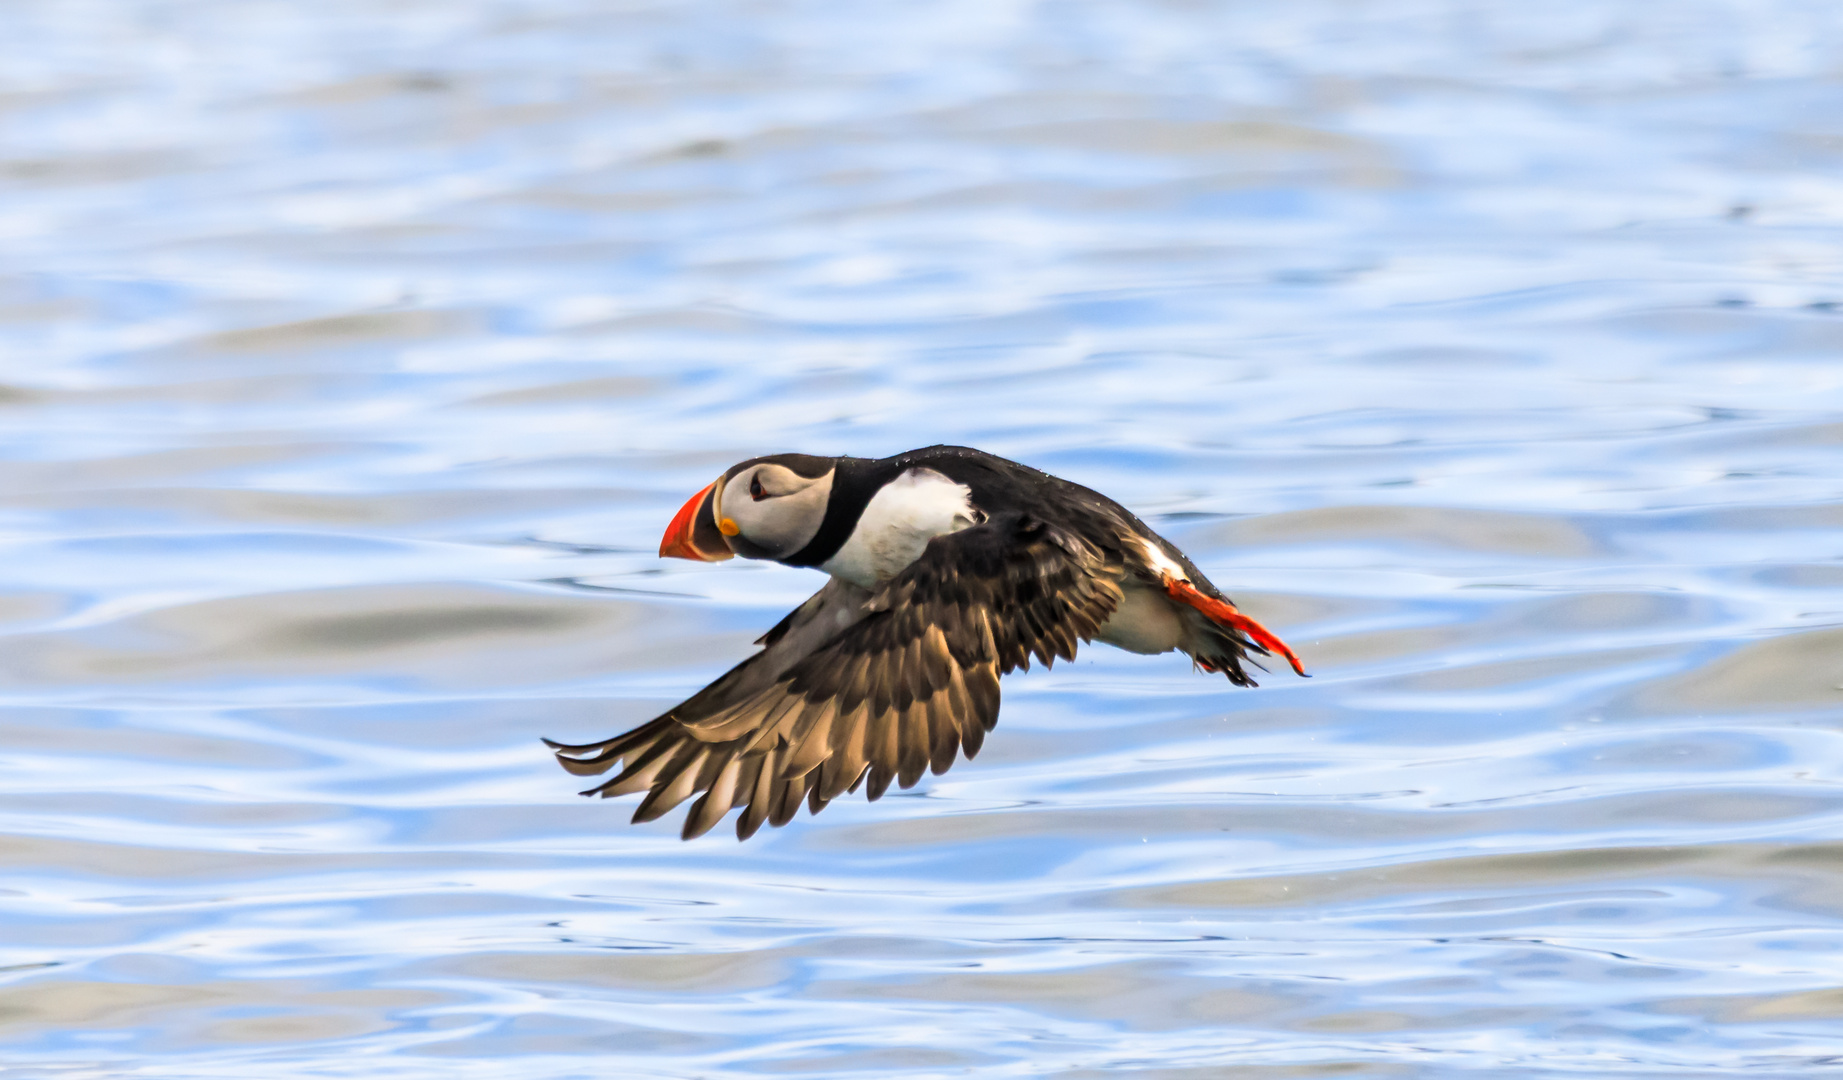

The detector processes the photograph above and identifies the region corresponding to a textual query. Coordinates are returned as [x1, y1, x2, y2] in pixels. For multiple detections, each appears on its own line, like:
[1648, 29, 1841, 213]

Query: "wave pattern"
[2, 0, 1842, 1075]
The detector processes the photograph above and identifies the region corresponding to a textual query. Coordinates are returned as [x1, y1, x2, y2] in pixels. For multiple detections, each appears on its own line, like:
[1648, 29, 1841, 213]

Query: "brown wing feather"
[548, 511, 1124, 840]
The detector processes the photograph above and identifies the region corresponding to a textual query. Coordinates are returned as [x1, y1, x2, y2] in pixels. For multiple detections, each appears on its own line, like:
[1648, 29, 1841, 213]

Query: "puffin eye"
[749, 475, 766, 501]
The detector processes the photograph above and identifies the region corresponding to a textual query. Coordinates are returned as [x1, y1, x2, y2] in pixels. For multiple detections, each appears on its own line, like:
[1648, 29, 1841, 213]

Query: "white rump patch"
[820, 467, 978, 588]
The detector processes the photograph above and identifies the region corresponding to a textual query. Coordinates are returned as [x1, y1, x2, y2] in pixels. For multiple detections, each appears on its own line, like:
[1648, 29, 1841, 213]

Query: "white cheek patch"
[821, 468, 976, 588]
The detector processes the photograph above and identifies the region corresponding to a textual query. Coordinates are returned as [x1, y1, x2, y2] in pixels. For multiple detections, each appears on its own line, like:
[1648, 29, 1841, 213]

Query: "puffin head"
[658, 453, 837, 562]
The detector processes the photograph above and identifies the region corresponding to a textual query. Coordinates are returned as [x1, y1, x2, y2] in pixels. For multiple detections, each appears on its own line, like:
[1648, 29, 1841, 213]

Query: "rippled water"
[4, 0, 1843, 1075]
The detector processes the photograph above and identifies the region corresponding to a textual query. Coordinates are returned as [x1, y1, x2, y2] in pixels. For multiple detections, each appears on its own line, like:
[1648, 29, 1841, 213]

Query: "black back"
[781, 445, 1218, 594]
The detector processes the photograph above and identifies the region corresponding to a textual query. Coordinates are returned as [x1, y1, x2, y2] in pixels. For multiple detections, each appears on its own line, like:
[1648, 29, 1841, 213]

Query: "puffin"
[547, 445, 1306, 840]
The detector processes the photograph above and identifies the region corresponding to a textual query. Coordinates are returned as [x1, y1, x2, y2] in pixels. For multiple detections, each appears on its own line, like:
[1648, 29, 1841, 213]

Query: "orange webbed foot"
[1165, 578, 1308, 678]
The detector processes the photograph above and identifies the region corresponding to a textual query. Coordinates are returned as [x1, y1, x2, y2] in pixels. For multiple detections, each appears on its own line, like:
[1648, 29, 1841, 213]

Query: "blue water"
[3, 1, 1843, 1076]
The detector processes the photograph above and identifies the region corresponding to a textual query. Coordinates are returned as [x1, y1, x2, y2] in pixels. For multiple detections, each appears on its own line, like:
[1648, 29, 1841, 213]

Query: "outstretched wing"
[547, 511, 1125, 840]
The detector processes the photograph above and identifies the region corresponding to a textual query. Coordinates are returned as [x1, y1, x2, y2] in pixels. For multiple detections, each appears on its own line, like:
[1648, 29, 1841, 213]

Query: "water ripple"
[3, 0, 1843, 1076]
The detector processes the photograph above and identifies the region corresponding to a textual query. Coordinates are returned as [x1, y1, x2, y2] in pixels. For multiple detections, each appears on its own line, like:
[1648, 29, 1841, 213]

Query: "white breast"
[820, 467, 978, 589]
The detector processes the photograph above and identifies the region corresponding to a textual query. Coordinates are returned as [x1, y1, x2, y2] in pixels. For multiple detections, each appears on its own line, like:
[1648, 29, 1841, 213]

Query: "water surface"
[3, 0, 1843, 1076]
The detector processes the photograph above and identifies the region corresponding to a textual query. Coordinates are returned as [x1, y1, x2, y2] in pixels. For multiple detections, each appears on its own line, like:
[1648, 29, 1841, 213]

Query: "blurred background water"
[3, 0, 1843, 1076]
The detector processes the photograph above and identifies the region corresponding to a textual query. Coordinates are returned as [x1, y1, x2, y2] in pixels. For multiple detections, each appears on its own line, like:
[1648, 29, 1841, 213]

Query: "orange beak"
[658, 479, 734, 561]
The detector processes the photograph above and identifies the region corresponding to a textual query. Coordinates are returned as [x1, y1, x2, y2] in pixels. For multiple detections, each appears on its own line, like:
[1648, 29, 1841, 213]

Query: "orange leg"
[1166, 578, 1308, 678]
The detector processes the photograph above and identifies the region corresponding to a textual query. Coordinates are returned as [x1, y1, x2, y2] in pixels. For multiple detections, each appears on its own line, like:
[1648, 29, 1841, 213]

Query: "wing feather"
[549, 511, 1124, 839]
[927, 694, 959, 776]
[785, 700, 837, 775]
[595, 730, 679, 796]
[633, 742, 707, 823]
[768, 771, 805, 828]
[683, 756, 743, 840]
[896, 702, 928, 789]
[736, 743, 778, 840]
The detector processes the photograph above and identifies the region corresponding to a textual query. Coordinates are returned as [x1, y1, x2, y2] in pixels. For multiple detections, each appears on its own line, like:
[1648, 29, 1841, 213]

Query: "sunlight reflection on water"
[2, 0, 1843, 1076]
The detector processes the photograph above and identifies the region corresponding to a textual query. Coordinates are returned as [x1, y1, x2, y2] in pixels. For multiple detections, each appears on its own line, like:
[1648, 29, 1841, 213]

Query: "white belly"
[1096, 585, 1186, 655]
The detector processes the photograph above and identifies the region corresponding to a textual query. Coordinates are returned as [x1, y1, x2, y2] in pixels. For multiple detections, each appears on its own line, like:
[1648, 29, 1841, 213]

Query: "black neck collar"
[781, 457, 895, 567]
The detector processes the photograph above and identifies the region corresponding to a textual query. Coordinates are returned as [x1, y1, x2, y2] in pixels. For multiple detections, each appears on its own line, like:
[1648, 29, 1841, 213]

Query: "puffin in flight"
[548, 445, 1306, 840]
